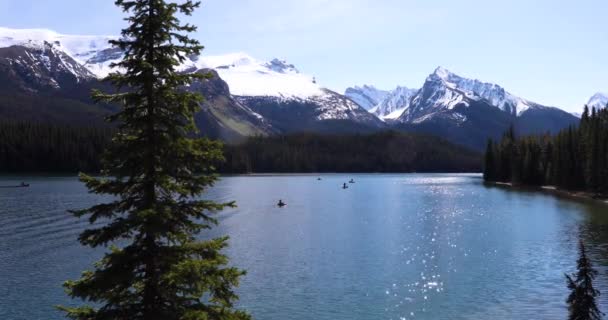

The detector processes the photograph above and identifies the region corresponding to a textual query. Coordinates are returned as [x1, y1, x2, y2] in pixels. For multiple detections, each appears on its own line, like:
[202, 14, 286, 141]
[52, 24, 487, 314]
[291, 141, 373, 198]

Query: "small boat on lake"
[277, 200, 286, 207]
[0, 182, 30, 188]
[342, 183, 349, 189]
[349, 179, 355, 184]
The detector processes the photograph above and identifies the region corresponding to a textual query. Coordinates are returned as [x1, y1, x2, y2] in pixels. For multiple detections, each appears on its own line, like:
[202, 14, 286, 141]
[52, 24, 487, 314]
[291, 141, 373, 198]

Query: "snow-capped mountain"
[409, 67, 551, 118]
[587, 93, 608, 109]
[181, 53, 324, 98]
[179, 53, 381, 126]
[345, 85, 418, 120]
[397, 66, 569, 124]
[0, 41, 95, 92]
[371, 86, 418, 120]
[0, 27, 116, 77]
[0, 27, 383, 135]
[344, 85, 389, 110]
[189, 68, 275, 140]
[391, 67, 578, 150]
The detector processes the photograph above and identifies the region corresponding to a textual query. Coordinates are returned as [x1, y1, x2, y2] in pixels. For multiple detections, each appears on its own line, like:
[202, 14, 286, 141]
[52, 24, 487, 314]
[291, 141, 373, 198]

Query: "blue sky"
[1, 0, 607, 112]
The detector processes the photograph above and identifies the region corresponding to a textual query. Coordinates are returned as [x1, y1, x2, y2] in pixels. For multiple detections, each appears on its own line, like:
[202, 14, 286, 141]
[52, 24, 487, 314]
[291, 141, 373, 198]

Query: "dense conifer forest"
[0, 121, 111, 173]
[0, 123, 481, 174]
[484, 106, 608, 194]
[221, 131, 481, 173]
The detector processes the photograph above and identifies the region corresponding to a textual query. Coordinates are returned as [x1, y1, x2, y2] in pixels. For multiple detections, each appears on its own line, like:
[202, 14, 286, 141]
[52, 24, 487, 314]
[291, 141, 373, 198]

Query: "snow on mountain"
[0, 27, 115, 62]
[0, 42, 97, 92]
[0, 28, 325, 98]
[345, 85, 418, 120]
[0, 27, 380, 126]
[399, 71, 475, 124]
[344, 85, 389, 110]
[0, 27, 121, 80]
[587, 92, 608, 109]
[428, 66, 546, 116]
[397, 66, 557, 125]
[182, 53, 324, 98]
[187, 53, 381, 124]
[372, 86, 419, 120]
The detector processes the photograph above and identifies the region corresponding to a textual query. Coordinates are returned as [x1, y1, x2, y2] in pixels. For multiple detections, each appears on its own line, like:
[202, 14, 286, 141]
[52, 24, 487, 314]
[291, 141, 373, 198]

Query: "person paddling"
[277, 199, 286, 207]
[342, 183, 348, 189]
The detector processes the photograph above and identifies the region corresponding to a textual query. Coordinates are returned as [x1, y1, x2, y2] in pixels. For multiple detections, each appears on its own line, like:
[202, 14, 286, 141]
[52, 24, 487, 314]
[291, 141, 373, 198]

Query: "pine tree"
[59, 1, 250, 319]
[566, 241, 602, 320]
[483, 139, 495, 181]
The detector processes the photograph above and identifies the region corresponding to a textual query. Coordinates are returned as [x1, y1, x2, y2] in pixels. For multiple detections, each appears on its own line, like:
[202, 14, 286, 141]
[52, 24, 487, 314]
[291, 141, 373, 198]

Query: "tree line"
[0, 125, 481, 174]
[484, 105, 608, 194]
[221, 131, 481, 173]
[0, 120, 111, 173]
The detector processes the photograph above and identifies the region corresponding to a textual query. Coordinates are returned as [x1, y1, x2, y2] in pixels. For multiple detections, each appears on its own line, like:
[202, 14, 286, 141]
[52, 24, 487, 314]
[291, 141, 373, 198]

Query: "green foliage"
[484, 106, 608, 194]
[0, 121, 110, 173]
[0, 128, 481, 174]
[566, 241, 602, 320]
[221, 131, 481, 173]
[483, 139, 495, 181]
[59, 1, 249, 319]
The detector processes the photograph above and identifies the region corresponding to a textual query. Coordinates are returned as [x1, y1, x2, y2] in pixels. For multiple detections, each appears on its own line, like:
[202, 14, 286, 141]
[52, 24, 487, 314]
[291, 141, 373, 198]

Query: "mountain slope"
[587, 93, 608, 109]
[0, 34, 275, 140]
[0, 42, 113, 125]
[0, 48, 274, 141]
[0, 27, 582, 147]
[344, 85, 389, 110]
[0, 42, 95, 92]
[184, 53, 385, 130]
[189, 69, 274, 141]
[345, 85, 418, 120]
[394, 67, 578, 150]
[372, 86, 418, 120]
[1, 27, 384, 134]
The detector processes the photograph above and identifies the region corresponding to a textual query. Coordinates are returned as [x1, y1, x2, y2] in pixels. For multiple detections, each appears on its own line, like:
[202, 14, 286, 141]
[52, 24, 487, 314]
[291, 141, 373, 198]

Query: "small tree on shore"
[565, 241, 602, 320]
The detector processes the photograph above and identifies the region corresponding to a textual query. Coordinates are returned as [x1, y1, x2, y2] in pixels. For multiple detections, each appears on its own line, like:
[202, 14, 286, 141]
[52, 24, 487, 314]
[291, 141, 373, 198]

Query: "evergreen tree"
[566, 241, 602, 320]
[59, 1, 249, 319]
[483, 109, 608, 195]
[483, 139, 495, 181]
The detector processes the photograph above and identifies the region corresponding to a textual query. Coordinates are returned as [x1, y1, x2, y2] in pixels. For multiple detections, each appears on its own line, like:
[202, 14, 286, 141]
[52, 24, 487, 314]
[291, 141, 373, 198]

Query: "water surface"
[1, 174, 608, 319]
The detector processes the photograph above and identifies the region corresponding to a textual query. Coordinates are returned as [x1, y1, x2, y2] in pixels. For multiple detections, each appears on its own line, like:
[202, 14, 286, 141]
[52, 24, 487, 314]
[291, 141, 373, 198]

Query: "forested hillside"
[484, 106, 608, 194]
[0, 121, 111, 172]
[221, 131, 481, 173]
[0, 123, 481, 174]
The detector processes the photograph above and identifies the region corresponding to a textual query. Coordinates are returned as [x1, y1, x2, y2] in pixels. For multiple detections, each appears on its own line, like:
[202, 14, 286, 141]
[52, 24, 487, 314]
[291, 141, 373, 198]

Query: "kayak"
[0, 184, 29, 188]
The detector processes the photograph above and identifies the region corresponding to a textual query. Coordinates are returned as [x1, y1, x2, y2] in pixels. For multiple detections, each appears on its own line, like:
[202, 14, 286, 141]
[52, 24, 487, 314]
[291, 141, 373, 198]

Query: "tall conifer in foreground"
[565, 241, 602, 320]
[59, 1, 249, 319]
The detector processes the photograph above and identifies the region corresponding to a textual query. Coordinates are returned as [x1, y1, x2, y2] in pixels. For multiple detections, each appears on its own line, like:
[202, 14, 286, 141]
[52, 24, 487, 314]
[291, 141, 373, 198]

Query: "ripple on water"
[1, 174, 607, 320]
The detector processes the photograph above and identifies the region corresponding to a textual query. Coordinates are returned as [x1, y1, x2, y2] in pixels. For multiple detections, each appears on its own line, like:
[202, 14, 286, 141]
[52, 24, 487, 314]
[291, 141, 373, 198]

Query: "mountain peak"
[433, 66, 452, 79]
[410, 66, 555, 117]
[589, 92, 608, 100]
[587, 92, 608, 109]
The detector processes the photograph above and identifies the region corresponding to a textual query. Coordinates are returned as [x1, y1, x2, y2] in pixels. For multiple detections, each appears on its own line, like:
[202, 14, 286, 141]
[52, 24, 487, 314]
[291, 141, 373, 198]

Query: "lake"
[1, 173, 608, 319]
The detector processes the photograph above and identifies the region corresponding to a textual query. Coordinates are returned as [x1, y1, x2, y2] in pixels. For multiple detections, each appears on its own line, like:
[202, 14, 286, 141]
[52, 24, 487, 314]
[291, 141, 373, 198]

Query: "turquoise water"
[1, 174, 608, 319]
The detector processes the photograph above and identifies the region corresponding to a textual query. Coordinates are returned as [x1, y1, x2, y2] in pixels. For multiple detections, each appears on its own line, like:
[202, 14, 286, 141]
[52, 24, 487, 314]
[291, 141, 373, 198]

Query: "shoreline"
[486, 181, 608, 205]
